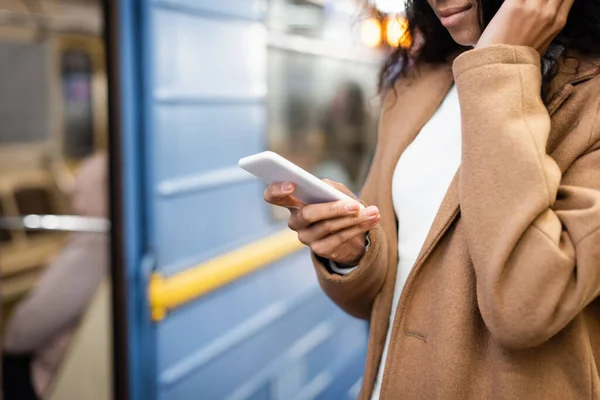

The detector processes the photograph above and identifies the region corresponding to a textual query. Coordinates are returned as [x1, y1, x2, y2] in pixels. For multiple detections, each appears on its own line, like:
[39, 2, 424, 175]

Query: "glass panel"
[268, 0, 366, 44]
[0, 42, 50, 144]
[62, 50, 95, 160]
[268, 50, 379, 191]
[267, 0, 381, 195]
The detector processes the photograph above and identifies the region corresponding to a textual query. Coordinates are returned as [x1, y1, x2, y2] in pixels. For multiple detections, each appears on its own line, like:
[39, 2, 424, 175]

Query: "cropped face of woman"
[425, 0, 483, 46]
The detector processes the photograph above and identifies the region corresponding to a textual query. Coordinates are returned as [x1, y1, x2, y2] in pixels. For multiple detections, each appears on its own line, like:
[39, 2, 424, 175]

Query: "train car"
[1, 0, 408, 399]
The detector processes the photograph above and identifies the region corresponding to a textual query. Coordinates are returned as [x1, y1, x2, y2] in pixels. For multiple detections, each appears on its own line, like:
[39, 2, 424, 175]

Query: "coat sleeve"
[454, 44, 600, 349]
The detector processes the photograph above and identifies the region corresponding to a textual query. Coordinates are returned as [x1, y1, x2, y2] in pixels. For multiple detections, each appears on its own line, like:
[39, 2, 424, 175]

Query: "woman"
[265, 0, 600, 399]
[4, 153, 108, 399]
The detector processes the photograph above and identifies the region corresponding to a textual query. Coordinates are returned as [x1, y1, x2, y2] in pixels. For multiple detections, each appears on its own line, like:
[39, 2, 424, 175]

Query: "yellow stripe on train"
[149, 229, 305, 322]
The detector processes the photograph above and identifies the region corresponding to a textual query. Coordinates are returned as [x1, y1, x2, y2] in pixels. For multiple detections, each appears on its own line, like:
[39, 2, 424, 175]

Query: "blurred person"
[317, 82, 374, 190]
[3, 152, 108, 400]
[265, 0, 600, 399]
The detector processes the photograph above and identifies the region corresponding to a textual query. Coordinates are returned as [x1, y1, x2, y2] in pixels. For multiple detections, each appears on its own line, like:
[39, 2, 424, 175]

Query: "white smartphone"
[238, 151, 362, 207]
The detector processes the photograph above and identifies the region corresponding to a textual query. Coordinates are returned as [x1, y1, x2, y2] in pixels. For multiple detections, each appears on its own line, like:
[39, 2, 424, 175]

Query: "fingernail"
[366, 206, 378, 218]
[345, 202, 360, 212]
[282, 183, 293, 192]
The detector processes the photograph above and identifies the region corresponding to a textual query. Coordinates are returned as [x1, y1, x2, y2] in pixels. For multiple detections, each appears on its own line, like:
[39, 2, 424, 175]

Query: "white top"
[332, 86, 462, 399]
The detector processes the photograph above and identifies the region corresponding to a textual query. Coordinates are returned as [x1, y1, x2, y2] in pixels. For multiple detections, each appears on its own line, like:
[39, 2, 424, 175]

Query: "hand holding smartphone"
[239, 151, 379, 266]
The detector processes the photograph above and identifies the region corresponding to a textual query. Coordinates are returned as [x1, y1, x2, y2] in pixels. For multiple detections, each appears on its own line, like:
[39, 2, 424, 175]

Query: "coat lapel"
[415, 172, 460, 265]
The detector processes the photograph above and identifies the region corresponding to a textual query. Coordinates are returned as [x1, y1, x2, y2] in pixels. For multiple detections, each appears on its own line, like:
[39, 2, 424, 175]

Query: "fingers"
[310, 224, 372, 260]
[548, 0, 574, 9]
[542, 0, 573, 28]
[264, 183, 304, 209]
[556, 0, 574, 23]
[297, 206, 379, 244]
[288, 199, 366, 230]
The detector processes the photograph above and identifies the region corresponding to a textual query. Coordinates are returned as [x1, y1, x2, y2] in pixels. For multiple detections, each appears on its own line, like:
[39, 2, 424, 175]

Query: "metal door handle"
[0, 215, 110, 233]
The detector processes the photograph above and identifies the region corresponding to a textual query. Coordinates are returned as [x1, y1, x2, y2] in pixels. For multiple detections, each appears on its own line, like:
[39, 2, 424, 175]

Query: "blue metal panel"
[314, 349, 368, 400]
[162, 293, 345, 399]
[155, 181, 270, 273]
[158, 251, 316, 369]
[153, 102, 269, 271]
[153, 9, 266, 100]
[248, 385, 271, 400]
[154, 104, 264, 183]
[151, 5, 270, 273]
[304, 318, 368, 385]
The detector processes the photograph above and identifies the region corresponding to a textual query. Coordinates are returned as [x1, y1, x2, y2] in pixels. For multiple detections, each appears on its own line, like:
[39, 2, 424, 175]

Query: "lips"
[437, 4, 472, 18]
[436, 4, 473, 28]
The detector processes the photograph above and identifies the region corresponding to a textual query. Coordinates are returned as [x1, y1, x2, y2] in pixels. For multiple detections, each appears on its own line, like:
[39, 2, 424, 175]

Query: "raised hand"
[477, 0, 575, 54]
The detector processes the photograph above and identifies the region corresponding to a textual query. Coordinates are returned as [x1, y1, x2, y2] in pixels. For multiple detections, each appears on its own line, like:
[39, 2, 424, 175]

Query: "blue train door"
[111, 0, 369, 399]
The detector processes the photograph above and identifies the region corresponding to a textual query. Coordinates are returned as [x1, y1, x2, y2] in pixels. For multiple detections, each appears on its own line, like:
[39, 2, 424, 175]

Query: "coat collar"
[545, 52, 600, 113]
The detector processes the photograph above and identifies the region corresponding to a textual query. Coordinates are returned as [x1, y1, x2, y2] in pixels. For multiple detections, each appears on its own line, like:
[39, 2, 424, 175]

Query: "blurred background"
[0, 0, 408, 399]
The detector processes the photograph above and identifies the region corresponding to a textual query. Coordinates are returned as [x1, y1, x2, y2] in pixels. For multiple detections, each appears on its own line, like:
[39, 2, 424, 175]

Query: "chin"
[447, 29, 480, 47]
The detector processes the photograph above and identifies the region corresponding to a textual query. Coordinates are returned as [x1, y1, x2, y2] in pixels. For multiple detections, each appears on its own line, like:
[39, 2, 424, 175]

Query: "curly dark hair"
[379, 0, 600, 92]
